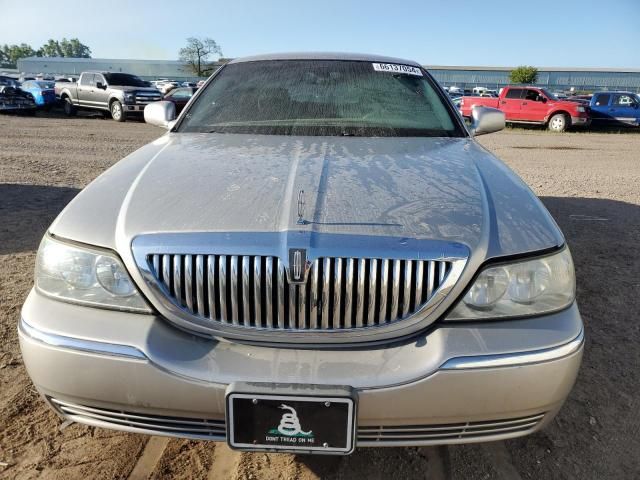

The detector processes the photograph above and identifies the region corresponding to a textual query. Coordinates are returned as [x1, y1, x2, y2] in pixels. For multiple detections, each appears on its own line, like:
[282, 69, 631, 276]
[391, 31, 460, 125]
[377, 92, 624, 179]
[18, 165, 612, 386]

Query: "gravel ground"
[0, 112, 638, 479]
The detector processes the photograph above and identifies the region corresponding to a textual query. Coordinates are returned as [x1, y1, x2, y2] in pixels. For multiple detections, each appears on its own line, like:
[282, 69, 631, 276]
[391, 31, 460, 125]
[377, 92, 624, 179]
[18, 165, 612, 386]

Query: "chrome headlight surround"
[445, 247, 575, 321]
[36, 235, 152, 313]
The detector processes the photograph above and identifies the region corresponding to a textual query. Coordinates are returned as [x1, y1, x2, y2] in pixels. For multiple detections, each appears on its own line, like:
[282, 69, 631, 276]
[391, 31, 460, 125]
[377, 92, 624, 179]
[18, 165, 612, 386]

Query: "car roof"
[83, 71, 134, 75]
[228, 52, 421, 67]
[592, 91, 635, 95]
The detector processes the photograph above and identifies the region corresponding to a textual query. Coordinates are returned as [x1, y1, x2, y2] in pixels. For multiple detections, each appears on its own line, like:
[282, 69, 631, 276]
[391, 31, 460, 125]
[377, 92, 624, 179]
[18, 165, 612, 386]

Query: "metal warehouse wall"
[428, 67, 640, 92]
[15, 57, 640, 92]
[16, 57, 217, 81]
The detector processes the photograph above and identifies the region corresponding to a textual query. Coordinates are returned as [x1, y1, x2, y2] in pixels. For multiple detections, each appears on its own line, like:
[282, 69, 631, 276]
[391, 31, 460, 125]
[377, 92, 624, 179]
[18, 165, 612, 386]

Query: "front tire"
[110, 100, 126, 122]
[63, 97, 76, 116]
[548, 113, 569, 132]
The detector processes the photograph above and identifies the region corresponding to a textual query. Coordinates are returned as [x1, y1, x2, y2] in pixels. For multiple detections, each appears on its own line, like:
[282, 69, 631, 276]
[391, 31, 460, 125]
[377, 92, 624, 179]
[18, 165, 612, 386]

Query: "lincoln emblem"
[288, 248, 308, 283]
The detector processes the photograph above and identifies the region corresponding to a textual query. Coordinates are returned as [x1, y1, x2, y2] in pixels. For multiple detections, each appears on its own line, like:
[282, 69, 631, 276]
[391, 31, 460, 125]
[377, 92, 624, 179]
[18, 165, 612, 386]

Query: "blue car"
[20, 80, 57, 109]
[589, 91, 640, 127]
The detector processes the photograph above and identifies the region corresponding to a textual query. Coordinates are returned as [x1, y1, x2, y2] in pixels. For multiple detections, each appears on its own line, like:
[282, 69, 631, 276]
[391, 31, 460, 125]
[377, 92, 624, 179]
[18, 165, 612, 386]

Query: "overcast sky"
[1, 0, 639, 68]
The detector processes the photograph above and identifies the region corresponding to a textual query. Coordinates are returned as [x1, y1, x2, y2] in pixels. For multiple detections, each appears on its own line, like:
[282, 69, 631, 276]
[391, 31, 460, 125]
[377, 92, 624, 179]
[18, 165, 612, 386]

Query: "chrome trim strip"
[230, 256, 239, 325]
[355, 259, 365, 327]
[241, 256, 250, 326]
[218, 255, 227, 323]
[379, 259, 389, 323]
[277, 259, 285, 328]
[440, 329, 584, 370]
[333, 258, 342, 329]
[414, 261, 424, 308]
[427, 260, 435, 300]
[344, 258, 354, 328]
[309, 260, 319, 329]
[162, 254, 170, 293]
[195, 255, 205, 316]
[173, 254, 182, 305]
[367, 259, 377, 326]
[321, 258, 331, 329]
[207, 255, 217, 321]
[19, 318, 147, 360]
[254, 256, 262, 327]
[390, 259, 400, 321]
[297, 283, 306, 329]
[265, 257, 274, 328]
[184, 255, 193, 312]
[403, 260, 412, 317]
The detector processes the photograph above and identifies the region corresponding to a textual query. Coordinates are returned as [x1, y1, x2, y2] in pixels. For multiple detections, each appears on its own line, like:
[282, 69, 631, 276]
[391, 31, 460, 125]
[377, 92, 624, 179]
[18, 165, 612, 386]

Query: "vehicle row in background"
[162, 87, 198, 114]
[589, 91, 640, 127]
[57, 72, 162, 121]
[20, 80, 57, 110]
[459, 86, 590, 132]
[0, 85, 37, 114]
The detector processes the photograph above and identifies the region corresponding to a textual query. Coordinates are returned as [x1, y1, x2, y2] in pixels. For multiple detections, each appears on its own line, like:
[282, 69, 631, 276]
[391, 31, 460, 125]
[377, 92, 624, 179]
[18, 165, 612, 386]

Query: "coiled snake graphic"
[277, 404, 312, 436]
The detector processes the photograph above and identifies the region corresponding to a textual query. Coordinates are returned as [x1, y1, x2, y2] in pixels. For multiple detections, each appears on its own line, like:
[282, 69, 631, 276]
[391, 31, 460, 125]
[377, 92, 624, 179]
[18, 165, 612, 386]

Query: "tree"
[39, 38, 91, 58]
[39, 39, 63, 57]
[179, 37, 223, 77]
[509, 66, 538, 84]
[0, 43, 38, 67]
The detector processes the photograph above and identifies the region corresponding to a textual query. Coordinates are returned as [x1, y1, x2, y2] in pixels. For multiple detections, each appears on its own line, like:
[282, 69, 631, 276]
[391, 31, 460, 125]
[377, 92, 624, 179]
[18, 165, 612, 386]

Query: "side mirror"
[96, 82, 106, 90]
[540, 96, 548, 103]
[144, 101, 176, 129]
[470, 105, 505, 136]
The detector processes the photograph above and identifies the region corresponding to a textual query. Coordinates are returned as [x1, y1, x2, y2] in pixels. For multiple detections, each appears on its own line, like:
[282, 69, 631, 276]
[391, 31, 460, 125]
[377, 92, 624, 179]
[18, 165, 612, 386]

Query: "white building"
[16, 57, 225, 81]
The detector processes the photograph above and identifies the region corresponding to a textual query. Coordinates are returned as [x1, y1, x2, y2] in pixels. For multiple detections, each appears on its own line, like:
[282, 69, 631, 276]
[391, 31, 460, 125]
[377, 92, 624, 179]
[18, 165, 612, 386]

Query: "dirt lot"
[1, 112, 639, 479]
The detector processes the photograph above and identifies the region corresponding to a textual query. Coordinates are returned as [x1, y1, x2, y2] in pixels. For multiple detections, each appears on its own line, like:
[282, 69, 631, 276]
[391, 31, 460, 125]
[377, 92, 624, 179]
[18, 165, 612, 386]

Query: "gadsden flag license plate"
[226, 393, 355, 454]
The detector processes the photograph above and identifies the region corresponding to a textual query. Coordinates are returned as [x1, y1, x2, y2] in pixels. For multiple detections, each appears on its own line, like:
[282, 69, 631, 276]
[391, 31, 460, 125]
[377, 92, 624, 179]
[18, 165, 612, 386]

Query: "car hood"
[50, 133, 563, 262]
[553, 100, 584, 109]
[113, 86, 161, 94]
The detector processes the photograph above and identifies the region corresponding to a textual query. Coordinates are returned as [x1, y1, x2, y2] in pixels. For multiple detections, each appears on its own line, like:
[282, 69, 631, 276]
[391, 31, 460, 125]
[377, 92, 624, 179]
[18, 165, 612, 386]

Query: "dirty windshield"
[178, 60, 463, 137]
[104, 73, 149, 87]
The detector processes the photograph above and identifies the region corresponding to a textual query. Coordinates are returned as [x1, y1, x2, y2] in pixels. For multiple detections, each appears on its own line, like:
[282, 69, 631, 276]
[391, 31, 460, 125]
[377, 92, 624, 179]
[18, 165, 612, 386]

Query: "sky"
[1, 0, 639, 68]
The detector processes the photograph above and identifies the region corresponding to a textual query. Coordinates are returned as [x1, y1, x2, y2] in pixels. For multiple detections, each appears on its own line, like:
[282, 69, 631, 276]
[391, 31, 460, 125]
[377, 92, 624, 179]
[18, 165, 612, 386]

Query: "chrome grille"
[146, 254, 452, 331]
[135, 93, 162, 103]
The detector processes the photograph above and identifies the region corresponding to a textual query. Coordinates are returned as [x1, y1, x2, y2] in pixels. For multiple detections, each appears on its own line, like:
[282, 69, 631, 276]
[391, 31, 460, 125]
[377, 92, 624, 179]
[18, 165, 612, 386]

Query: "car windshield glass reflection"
[178, 60, 463, 137]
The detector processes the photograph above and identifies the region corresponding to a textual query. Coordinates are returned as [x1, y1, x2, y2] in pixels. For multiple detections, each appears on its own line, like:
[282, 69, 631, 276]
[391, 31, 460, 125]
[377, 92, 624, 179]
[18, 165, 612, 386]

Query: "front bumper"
[571, 116, 591, 127]
[19, 290, 584, 447]
[122, 104, 154, 113]
[0, 103, 36, 111]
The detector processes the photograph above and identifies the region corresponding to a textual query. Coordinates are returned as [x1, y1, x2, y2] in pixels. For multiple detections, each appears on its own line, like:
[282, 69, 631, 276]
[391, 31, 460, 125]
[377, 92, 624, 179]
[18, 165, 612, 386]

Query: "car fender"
[544, 109, 572, 124]
[108, 91, 125, 105]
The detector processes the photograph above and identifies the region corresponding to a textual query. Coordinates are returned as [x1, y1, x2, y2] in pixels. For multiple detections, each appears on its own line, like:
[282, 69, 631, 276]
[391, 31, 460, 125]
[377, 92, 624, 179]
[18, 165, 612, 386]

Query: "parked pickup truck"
[460, 86, 590, 132]
[57, 72, 162, 122]
[589, 91, 640, 127]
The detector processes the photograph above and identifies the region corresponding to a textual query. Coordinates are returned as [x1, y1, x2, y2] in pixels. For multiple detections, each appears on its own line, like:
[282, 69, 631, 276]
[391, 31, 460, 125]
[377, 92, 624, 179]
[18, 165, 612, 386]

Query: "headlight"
[446, 248, 575, 321]
[124, 92, 136, 103]
[36, 235, 151, 312]
[576, 106, 586, 113]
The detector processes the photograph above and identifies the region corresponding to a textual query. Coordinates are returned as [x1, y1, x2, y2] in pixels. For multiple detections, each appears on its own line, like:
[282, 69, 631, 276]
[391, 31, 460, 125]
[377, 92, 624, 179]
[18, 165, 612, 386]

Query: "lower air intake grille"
[51, 398, 545, 445]
[357, 413, 546, 444]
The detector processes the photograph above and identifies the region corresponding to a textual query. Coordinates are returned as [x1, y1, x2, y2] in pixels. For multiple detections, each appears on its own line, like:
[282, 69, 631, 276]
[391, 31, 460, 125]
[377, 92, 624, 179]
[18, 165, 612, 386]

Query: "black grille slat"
[148, 254, 451, 331]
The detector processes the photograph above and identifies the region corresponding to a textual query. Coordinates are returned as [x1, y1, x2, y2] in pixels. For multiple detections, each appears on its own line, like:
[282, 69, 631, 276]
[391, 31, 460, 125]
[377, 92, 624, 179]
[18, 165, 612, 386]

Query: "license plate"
[226, 389, 355, 454]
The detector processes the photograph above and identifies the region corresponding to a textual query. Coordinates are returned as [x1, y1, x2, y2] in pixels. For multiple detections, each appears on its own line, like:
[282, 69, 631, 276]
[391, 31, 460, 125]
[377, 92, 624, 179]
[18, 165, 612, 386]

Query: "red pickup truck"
[460, 86, 590, 132]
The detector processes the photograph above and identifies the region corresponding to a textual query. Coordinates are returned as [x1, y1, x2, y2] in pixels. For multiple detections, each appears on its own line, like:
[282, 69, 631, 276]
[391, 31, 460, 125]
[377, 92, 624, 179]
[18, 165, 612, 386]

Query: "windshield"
[103, 73, 149, 87]
[540, 89, 558, 100]
[178, 60, 462, 137]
